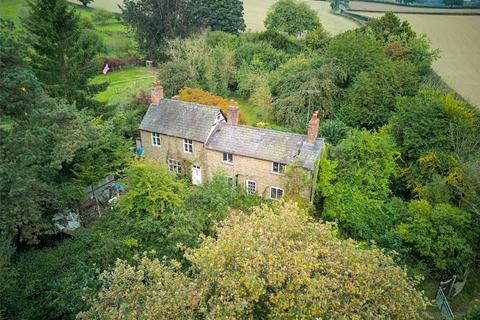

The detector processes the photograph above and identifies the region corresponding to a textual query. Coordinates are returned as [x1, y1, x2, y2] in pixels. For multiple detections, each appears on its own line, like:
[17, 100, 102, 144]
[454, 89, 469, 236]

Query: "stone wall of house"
[140, 130, 314, 200]
[140, 130, 209, 183]
[205, 149, 312, 200]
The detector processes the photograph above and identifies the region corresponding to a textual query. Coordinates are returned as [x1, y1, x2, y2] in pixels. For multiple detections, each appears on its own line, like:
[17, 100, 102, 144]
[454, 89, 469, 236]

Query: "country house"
[139, 81, 325, 202]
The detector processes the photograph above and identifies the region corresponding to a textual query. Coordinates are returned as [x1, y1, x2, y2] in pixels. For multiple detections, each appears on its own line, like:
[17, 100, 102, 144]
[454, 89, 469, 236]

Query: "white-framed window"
[168, 159, 182, 174]
[183, 139, 193, 153]
[223, 152, 233, 164]
[246, 180, 256, 195]
[151, 132, 161, 147]
[270, 187, 284, 200]
[272, 162, 286, 174]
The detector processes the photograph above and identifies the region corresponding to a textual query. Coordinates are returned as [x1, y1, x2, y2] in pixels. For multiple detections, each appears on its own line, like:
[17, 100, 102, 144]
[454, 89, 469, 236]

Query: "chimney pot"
[151, 80, 164, 105]
[306, 111, 320, 144]
[228, 100, 239, 125]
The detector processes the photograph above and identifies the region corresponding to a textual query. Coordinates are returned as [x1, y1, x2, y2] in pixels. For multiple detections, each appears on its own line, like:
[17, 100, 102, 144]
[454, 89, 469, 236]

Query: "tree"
[118, 160, 186, 217]
[178, 87, 247, 124]
[121, 0, 202, 60]
[79, 0, 94, 7]
[264, 0, 321, 36]
[396, 200, 473, 273]
[324, 30, 383, 81]
[390, 89, 480, 164]
[0, 20, 42, 121]
[157, 60, 196, 97]
[196, 0, 246, 34]
[318, 119, 348, 145]
[23, 0, 104, 109]
[162, 33, 236, 96]
[443, 0, 464, 6]
[338, 59, 420, 130]
[319, 129, 400, 241]
[366, 12, 416, 44]
[271, 55, 346, 128]
[305, 25, 331, 51]
[80, 202, 428, 319]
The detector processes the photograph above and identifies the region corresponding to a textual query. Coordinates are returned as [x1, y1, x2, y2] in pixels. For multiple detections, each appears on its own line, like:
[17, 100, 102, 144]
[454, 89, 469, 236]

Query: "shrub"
[319, 119, 348, 145]
[104, 56, 140, 70]
[158, 60, 196, 97]
[178, 87, 246, 124]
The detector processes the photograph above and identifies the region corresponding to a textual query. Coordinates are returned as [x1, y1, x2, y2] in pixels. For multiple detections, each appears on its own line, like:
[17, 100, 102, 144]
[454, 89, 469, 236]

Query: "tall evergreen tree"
[23, 0, 104, 109]
[197, 0, 246, 34]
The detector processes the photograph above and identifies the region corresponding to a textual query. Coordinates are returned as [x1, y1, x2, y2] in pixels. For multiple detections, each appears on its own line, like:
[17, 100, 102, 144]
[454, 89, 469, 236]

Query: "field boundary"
[351, 0, 480, 9]
[348, 8, 480, 15]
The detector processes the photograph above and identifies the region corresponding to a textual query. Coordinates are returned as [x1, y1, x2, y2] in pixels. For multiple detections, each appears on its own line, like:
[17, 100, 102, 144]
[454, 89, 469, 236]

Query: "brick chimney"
[306, 111, 320, 144]
[228, 100, 239, 125]
[151, 80, 164, 105]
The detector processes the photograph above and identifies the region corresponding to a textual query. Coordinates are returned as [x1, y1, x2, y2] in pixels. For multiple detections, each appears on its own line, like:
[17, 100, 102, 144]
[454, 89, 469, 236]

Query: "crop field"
[363, 12, 480, 107]
[243, 0, 357, 34]
[69, 0, 358, 35]
[349, 1, 480, 14]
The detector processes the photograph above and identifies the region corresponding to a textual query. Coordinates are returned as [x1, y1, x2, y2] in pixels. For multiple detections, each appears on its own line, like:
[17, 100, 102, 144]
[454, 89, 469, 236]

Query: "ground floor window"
[168, 159, 182, 174]
[270, 187, 284, 200]
[246, 180, 256, 195]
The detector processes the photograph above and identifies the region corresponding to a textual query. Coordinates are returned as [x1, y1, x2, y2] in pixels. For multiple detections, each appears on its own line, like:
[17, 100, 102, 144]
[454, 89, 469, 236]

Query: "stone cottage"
[138, 81, 325, 202]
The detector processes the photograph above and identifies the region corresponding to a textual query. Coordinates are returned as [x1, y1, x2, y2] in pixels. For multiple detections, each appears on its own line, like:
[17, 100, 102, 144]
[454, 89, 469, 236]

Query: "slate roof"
[139, 99, 222, 142]
[206, 123, 324, 170]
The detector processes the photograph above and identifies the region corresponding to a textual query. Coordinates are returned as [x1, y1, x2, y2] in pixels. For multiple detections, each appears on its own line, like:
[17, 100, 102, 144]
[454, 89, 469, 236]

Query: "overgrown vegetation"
[1, 0, 479, 318]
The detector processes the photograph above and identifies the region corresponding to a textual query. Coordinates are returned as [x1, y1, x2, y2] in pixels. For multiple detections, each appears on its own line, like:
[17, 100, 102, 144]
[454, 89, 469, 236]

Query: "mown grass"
[0, 0, 27, 21]
[91, 66, 157, 104]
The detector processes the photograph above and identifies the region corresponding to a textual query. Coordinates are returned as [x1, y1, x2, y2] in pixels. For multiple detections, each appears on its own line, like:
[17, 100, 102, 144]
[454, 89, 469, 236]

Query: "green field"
[0, 0, 27, 20]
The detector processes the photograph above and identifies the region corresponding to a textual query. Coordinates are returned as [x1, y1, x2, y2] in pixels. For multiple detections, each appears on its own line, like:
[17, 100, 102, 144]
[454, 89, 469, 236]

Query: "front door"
[192, 165, 202, 185]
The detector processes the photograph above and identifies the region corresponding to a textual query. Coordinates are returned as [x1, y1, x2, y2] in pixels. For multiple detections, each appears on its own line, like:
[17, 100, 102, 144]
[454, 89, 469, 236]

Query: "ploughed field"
[362, 11, 480, 107]
[69, 0, 358, 35]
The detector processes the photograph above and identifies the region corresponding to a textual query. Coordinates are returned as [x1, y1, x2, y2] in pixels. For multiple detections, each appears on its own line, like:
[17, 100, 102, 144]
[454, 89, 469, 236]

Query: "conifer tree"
[23, 0, 104, 109]
[197, 0, 246, 34]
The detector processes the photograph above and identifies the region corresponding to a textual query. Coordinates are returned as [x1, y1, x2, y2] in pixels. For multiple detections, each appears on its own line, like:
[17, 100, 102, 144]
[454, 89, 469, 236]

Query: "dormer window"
[272, 162, 286, 174]
[184, 139, 193, 153]
[151, 132, 161, 147]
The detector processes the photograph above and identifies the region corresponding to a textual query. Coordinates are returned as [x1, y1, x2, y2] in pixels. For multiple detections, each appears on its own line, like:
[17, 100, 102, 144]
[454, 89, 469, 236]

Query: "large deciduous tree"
[196, 0, 246, 34]
[79, 202, 428, 319]
[264, 0, 321, 36]
[121, 0, 202, 60]
[338, 59, 420, 130]
[23, 0, 104, 110]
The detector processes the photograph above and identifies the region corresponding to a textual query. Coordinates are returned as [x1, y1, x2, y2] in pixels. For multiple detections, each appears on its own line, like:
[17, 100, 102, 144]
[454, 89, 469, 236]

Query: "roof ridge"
[161, 99, 221, 112]
[225, 123, 307, 138]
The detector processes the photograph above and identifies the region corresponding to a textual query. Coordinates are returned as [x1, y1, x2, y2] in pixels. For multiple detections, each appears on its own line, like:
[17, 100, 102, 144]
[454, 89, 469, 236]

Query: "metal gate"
[436, 286, 454, 320]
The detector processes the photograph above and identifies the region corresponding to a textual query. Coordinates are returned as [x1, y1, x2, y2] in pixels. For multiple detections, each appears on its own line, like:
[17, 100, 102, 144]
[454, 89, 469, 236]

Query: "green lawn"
[91, 66, 157, 104]
[0, 0, 27, 20]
